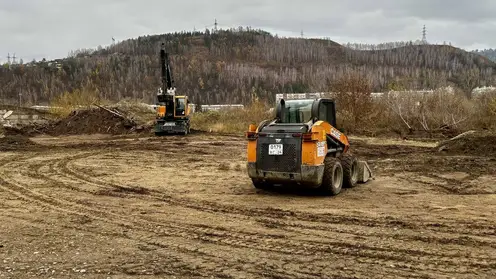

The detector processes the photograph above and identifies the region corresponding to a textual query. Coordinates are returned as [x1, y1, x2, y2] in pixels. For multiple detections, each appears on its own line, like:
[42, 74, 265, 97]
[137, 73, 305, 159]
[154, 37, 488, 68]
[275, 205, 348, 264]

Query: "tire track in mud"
[61, 151, 496, 236]
[0, 165, 314, 279]
[21, 150, 496, 275]
[59, 149, 496, 247]
[0, 156, 428, 279]
[3, 149, 496, 277]
[0, 214, 209, 278]
[64, 153, 496, 256]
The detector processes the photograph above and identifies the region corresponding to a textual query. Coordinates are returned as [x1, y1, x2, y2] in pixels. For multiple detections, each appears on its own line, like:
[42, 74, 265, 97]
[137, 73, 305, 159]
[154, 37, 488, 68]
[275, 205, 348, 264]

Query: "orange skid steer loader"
[245, 97, 373, 195]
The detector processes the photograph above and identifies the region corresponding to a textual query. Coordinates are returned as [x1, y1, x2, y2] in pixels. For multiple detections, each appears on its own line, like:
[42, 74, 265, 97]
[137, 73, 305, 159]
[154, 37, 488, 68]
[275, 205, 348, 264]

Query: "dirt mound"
[15, 107, 152, 136]
[44, 108, 138, 136]
[437, 132, 496, 157]
[0, 135, 37, 151]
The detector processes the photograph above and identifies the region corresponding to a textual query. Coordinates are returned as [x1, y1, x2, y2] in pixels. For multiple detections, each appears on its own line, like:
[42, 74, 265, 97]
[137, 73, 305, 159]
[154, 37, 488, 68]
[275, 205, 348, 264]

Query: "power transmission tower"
[422, 25, 427, 44]
[301, 30, 304, 38]
[12, 53, 16, 64]
[7, 53, 11, 64]
[214, 19, 218, 32]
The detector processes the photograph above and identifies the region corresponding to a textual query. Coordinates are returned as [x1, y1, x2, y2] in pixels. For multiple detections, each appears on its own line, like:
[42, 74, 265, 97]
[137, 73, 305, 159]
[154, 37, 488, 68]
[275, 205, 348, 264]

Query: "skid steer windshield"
[281, 100, 313, 123]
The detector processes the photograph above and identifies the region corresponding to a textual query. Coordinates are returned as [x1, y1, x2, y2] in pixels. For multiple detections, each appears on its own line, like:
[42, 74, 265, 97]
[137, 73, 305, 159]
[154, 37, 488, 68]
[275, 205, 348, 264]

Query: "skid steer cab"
[245, 98, 372, 196]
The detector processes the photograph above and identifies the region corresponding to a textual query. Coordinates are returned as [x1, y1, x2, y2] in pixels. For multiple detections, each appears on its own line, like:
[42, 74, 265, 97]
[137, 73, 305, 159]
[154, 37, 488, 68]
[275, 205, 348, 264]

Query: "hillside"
[472, 48, 496, 62]
[1, 28, 495, 106]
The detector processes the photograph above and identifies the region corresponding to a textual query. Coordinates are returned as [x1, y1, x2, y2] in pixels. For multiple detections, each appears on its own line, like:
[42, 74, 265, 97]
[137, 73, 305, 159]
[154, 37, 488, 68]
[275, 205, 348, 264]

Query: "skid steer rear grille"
[256, 137, 301, 173]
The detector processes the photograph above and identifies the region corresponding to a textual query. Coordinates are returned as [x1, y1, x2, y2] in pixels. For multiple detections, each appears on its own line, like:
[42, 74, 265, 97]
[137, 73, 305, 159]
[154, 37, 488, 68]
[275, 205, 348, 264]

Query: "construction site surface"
[0, 106, 495, 279]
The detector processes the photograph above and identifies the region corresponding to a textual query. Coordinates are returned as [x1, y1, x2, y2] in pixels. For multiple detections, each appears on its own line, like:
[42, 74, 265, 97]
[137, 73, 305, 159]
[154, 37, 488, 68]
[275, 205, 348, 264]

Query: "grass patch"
[191, 99, 272, 134]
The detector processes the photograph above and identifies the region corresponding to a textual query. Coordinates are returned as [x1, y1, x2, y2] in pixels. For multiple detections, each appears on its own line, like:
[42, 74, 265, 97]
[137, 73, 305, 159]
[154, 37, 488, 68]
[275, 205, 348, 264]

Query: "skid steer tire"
[340, 153, 359, 188]
[319, 156, 343, 196]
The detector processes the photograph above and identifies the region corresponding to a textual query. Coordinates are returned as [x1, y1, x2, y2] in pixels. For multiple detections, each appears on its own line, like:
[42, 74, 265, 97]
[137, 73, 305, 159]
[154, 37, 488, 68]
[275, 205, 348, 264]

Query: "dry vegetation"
[34, 73, 496, 138]
[190, 98, 272, 133]
[48, 86, 107, 117]
[189, 75, 496, 138]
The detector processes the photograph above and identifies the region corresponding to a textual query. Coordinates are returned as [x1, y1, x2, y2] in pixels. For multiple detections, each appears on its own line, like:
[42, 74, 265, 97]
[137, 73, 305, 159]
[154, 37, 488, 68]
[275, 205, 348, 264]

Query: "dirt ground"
[0, 132, 495, 279]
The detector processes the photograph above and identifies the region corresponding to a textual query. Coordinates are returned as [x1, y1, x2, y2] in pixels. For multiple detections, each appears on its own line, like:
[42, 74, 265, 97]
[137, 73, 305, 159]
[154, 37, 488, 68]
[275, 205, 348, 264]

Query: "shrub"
[49, 87, 107, 117]
[470, 90, 496, 130]
[382, 88, 472, 134]
[329, 73, 374, 134]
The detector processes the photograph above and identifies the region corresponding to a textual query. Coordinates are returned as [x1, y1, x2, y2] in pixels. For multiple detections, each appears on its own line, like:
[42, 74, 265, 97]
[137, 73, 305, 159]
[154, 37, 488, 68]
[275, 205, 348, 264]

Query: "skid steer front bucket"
[357, 160, 374, 183]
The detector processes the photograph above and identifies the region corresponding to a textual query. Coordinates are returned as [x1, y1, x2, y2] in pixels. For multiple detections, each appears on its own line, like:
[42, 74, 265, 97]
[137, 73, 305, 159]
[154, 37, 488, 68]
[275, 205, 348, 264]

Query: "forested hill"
[472, 49, 496, 62]
[1, 28, 495, 106]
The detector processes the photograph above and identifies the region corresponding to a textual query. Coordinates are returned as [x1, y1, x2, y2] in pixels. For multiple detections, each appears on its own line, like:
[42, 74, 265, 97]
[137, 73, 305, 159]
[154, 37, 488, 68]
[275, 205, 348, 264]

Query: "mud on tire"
[340, 153, 359, 188]
[319, 156, 343, 196]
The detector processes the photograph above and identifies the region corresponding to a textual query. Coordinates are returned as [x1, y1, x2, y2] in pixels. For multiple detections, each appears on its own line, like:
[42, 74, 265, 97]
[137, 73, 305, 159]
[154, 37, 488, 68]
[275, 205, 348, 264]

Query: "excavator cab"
[246, 97, 372, 196]
[175, 96, 188, 116]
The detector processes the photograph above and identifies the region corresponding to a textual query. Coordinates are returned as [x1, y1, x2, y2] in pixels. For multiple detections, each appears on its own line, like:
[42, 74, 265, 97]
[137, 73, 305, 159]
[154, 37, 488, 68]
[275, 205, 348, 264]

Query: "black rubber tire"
[340, 153, 359, 188]
[319, 156, 343, 196]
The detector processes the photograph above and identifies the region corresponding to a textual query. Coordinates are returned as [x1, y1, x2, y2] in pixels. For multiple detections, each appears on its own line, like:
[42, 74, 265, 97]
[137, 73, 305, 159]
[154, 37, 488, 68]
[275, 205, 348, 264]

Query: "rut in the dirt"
[2, 134, 495, 279]
[0, 135, 38, 151]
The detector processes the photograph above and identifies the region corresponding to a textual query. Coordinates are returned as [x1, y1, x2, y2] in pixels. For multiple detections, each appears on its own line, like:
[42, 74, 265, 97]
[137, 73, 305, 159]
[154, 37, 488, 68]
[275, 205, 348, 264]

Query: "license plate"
[163, 122, 176, 126]
[268, 144, 283, 155]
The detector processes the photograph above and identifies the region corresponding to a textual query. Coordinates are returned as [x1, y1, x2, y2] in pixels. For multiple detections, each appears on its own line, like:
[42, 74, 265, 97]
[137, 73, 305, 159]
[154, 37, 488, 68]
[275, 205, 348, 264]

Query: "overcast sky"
[1, 0, 496, 63]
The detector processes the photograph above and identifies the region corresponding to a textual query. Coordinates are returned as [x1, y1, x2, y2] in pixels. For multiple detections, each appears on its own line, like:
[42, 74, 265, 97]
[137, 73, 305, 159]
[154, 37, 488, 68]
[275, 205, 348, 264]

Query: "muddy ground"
[0, 132, 495, 279]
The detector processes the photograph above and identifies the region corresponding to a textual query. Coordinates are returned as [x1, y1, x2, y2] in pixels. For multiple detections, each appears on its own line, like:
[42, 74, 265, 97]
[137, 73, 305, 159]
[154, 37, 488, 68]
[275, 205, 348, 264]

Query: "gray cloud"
[1, 0, 495, 63]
